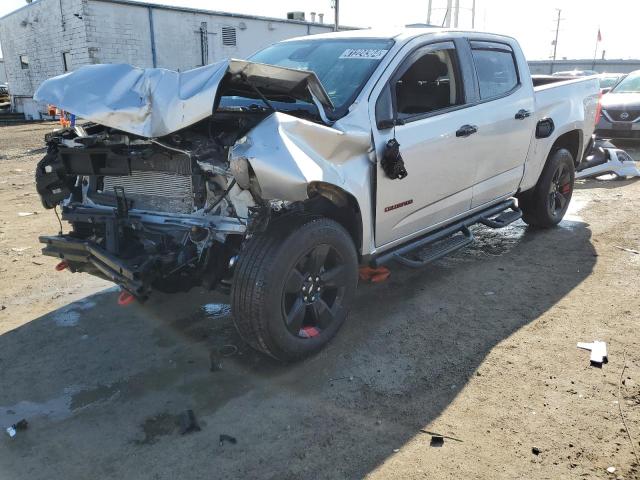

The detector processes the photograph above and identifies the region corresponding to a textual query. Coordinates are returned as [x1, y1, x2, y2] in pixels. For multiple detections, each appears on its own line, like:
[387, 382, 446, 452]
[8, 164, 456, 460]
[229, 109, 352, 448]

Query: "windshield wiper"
[240, 74, 276, 113]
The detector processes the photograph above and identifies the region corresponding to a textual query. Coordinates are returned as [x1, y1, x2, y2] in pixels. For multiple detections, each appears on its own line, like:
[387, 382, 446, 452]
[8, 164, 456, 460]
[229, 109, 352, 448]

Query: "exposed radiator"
[102, 171, 194, 213]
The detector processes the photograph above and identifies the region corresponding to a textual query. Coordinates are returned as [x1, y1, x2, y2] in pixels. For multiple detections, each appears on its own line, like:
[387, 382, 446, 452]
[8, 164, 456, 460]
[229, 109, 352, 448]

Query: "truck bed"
[518, 75, 600, 192]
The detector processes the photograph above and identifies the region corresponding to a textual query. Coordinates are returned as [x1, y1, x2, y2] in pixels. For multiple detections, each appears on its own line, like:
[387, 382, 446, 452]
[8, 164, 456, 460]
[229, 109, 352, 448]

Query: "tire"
[519, 148, 575, 228]
[231, 214, 358, 361]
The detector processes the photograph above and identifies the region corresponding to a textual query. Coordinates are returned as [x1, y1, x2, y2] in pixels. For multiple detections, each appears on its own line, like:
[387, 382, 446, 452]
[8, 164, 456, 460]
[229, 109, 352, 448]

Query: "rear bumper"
[40, 235, 148, 295]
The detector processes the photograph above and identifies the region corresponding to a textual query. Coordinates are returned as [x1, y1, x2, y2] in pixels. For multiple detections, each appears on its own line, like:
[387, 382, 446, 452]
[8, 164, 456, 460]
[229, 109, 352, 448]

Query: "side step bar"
[372, 199, 522, 268]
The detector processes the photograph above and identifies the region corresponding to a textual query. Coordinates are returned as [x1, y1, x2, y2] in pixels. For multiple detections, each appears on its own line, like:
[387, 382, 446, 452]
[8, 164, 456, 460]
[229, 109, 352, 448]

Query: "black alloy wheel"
[282, 244, 348, 339]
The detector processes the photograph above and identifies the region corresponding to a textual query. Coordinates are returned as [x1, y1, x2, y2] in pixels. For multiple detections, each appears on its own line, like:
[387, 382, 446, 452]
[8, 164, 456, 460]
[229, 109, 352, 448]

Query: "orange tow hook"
[117, 290, 136, 306]
[55, 260, 69, 271]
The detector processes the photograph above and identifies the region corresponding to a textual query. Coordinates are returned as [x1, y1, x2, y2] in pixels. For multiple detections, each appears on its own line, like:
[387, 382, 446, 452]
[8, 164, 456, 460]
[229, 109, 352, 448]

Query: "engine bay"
[35, 112, 273, 297]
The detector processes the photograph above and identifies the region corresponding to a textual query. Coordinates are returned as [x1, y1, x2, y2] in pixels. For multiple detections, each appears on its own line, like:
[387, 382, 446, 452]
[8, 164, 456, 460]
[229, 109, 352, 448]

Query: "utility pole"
[445, 0, 453, 27]
[551, 8, 562, 74]
[472, 0, 476, 29]
[333, 0, 339, 32]
[453, 0, 460, 28]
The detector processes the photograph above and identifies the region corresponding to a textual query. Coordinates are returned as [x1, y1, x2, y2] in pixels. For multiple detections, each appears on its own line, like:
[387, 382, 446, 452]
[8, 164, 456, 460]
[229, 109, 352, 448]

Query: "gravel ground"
[0, 123, 639, 479]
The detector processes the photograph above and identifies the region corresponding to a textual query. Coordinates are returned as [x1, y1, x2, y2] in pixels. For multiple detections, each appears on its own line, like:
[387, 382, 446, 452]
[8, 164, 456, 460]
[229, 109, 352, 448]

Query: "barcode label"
[339, 49, 388, 60]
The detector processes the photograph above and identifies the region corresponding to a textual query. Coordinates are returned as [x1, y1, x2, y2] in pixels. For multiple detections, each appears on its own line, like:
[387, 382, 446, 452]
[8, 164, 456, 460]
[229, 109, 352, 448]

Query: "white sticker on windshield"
[339, 48, 388, 60]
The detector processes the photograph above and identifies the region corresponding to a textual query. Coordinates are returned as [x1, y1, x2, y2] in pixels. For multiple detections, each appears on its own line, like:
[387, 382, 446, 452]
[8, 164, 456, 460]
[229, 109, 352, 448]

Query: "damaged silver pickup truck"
[33, 29, 600, 360]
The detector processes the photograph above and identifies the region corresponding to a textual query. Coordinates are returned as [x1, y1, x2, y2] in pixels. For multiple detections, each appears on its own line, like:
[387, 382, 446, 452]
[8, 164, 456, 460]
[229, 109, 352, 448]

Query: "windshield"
[612, 73, 640, 93]
[250, 38, 394, 113]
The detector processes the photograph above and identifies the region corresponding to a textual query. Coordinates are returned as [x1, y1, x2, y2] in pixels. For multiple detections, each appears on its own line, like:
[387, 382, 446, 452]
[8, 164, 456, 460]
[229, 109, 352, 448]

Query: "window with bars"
[19, 55, 29, 69]
[62, 51, 71, 72]
[221, 26, 237, 47]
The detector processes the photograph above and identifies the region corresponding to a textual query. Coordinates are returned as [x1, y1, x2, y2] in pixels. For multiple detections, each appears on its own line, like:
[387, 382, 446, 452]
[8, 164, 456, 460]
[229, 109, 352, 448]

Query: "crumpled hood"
[601, 92, 640, 110]
[34, 59, 333, 138]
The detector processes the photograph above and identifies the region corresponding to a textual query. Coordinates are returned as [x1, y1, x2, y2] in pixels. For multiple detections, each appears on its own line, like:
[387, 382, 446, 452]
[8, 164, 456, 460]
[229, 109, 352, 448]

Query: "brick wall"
[0, 0, 89, 97]
[0, 0, 337, 101]
[83, 0, 153, 67]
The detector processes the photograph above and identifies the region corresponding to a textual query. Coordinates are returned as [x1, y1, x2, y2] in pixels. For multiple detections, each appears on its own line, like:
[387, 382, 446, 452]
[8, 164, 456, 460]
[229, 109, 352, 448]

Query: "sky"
[0, 0, 639, 60]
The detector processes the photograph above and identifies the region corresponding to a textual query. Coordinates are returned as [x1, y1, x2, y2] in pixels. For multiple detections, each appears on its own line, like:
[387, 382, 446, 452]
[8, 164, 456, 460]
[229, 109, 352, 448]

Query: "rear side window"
[471, 42, 518, 99]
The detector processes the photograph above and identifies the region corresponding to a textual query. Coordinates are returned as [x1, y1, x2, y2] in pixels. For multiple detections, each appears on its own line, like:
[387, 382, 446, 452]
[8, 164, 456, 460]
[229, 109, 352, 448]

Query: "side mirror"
[375, 84, 395, 130]
[601, 87, 612, 94]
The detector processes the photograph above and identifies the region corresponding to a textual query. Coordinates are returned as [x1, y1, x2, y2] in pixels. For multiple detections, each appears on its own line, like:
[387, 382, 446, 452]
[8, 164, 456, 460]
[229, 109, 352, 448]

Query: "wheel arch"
[305, 182, 363, 257]
[549, 129, 583, 166]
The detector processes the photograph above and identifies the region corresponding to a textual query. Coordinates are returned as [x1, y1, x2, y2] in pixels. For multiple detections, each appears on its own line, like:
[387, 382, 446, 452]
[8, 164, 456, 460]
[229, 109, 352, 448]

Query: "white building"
[0, 0, 341, 116]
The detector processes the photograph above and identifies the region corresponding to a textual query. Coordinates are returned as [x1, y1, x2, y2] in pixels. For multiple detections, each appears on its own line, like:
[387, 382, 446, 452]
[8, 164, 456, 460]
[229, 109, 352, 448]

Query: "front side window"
[395, 47, 462, 117]
[471, 44, 518, 99]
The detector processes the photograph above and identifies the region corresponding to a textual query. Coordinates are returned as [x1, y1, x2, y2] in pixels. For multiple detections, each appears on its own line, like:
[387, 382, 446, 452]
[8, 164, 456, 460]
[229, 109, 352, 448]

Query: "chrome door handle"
[456, 124, 478, 137]
[515, 109, 532, 120]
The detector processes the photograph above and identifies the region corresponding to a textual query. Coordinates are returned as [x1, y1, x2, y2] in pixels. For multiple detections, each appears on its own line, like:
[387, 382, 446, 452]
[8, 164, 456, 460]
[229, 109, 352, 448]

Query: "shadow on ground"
[0, 218, 596, 479]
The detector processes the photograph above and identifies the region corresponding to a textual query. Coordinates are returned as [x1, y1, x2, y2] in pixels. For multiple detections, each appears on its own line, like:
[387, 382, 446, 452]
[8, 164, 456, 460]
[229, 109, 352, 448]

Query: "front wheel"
[519, 148, 575, 228]
[231, 215, 358, 361]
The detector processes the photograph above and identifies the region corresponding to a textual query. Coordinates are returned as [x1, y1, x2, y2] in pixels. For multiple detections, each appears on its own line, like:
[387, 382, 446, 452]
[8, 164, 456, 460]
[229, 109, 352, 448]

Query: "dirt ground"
[0, 122, 639, 480]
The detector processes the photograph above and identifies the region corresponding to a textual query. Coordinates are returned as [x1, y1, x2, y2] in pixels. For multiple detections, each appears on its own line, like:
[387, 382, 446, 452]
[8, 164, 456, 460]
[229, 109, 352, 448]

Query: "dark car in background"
[595, 70, 640, 141]
[597, 73, 626, 93]
[0, 84, 9, 108]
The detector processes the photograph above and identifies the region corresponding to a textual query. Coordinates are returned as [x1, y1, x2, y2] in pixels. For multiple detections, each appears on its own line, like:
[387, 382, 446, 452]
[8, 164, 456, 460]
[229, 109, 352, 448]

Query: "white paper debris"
[577, 340, 608, 365]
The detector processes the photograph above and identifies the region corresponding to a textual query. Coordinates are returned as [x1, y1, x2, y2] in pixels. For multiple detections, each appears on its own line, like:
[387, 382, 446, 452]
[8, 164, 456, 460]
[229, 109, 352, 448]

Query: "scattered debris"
[10, 247, 30, 253]
[420, 430, 463, 443]
[576, 146, 640, 180]
[483, 291, 496, 296]
[17, 212, 36, 217]
[5, 419, 28, 438]
[219, 434, 237, 446]
[178, 410, 200, 435]
[210, 350, 223, 372]
[430, 435, 444, 447]
[202, 303, 232, 317]
[577, 341, 608, 367]
[532, 446, 541, 455]
[220, 344, 238, 357]
[358, 266, 391, 283]
[614, 246, 640, 255]
[607, 466, 616, 474]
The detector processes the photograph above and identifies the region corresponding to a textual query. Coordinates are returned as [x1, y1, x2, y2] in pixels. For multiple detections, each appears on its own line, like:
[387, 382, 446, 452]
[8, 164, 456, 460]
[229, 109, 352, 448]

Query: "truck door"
[371, 40, 481, 248]
[466, 40, 535, 207]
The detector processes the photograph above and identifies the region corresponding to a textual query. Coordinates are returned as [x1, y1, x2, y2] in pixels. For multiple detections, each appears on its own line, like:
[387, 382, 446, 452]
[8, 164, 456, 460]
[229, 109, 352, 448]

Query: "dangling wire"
[54, 205, 63, 235]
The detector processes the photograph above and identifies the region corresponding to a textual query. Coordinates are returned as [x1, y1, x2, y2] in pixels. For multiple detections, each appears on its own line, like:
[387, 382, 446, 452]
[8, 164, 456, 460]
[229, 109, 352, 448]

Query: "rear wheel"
[231, 215, 358, 361]
[520, 148, 575, 228]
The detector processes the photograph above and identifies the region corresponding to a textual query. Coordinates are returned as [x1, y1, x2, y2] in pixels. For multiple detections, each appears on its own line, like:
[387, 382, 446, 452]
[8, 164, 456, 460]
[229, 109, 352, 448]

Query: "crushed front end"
[36, 116, 267, 299]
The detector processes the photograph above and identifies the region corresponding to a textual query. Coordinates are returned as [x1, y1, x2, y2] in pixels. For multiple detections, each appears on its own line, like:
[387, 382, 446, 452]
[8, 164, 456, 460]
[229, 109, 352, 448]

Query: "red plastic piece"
[358, 266, 391, 283]
[55, 261, 69, 271]
[117, 290, 136, 306]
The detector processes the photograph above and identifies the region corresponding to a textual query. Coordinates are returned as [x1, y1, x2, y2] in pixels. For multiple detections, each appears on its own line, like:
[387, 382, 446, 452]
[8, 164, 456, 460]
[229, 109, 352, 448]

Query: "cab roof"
[283, 27, 499, 43]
